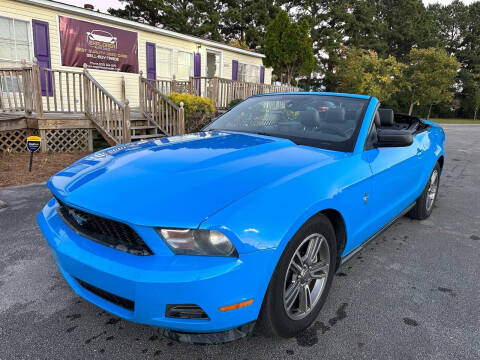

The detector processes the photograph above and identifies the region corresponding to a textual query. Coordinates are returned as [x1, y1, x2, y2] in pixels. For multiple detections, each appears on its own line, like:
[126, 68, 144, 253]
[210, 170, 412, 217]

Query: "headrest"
[345, 110, 359, 121]
[378, 109, 394, 126]
[298, 110, 320, 129]
[374, 111, 381, 128]
[325, 109, 346, 123]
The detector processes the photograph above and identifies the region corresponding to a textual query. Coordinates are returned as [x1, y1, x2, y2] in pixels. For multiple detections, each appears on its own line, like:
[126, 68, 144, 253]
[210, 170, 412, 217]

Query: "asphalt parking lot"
[0, 124, 479, 360]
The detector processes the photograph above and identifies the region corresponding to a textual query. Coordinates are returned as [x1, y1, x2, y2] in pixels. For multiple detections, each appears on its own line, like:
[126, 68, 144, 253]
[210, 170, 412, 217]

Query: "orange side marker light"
[218, 299, 254, 312]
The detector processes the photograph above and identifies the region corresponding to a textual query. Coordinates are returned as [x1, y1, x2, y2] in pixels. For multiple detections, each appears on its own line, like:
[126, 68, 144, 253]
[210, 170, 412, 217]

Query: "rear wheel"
[257, 214, 337, 337]
[408, 162, 441, 220]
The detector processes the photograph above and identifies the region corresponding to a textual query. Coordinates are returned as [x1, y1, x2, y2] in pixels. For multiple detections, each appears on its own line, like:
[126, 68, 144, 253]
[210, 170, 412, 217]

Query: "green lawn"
[430, 118, 480, 124]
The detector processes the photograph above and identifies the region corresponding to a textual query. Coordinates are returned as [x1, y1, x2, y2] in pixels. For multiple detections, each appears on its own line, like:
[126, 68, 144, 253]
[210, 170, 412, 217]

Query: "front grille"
[75, 278, 134, 311]
[55, 198, 153, 256]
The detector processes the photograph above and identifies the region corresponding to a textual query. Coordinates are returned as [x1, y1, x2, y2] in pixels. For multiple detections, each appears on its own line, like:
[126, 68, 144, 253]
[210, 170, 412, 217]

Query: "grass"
[429, 118, 480, 124]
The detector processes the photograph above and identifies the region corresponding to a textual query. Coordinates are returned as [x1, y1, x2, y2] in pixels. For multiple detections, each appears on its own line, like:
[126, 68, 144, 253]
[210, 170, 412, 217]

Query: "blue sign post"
[26, 136, 41, 172]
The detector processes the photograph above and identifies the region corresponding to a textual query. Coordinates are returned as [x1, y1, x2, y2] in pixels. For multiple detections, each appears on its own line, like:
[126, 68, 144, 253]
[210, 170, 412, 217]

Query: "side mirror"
[376, 129, 413, 147]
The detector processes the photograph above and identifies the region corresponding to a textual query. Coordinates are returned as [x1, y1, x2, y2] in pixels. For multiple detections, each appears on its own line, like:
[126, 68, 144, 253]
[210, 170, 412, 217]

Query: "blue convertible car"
[38, 93, 445, 343]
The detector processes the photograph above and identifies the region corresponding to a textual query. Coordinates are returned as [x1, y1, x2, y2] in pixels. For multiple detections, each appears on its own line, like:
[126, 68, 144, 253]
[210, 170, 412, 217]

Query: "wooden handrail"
[140, 74, 185, 136]
[83, 69, 126, 109]
[83, 65, 130, 145]
[141, 77, 180, 110]
[0, 67, 26, 71]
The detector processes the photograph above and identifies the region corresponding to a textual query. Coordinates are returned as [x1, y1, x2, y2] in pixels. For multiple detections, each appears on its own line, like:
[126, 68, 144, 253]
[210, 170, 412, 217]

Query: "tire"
[256, 214, 337, 338]
[408, 162, 441, 220]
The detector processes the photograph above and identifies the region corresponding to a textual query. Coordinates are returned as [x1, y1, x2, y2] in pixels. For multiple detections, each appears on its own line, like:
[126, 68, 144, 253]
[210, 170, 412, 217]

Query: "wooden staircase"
[129, 107, 165, 141]
[82, 67, 184, 145]
[0, 60, 184, 151]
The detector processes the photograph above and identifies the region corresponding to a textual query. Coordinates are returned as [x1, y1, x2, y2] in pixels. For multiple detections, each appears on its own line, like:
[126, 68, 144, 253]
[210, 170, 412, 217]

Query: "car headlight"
[156, 228, 238, 257]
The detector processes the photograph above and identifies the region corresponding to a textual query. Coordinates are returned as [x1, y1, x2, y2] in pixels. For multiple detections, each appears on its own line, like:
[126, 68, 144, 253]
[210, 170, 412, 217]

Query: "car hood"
[48, 131, 343, 228]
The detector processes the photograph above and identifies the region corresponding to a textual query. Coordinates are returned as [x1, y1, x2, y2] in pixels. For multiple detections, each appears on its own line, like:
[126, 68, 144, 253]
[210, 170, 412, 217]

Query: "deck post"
[87, 129, 94, 152]
[123, 99, 131, 143]
[179, 101, 185, 135]
[21, 60, 33, 115]
[82, 64, 90, 116]
[39, 129, 47, 152]
[212, 77, 218, 109]
[172, 75, 178, 93]
[138, 71, 144, 113]
[32, 58, 43, 117]
[188, 76, 193, 95]
[121, 76, 126, 103]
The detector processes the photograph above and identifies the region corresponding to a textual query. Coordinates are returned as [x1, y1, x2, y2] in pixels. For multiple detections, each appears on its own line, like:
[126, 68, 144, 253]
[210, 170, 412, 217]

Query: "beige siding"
[0, 0, 273, 107]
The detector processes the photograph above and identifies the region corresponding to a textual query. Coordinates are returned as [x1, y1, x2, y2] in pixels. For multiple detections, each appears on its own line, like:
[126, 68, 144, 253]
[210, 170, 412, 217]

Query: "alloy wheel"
[426, 169, 439, 212]
[283, 233, 330, 320]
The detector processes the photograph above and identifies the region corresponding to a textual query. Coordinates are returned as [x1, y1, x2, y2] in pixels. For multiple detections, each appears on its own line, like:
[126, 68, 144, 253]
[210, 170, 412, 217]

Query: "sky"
[61, 0, 477, 13]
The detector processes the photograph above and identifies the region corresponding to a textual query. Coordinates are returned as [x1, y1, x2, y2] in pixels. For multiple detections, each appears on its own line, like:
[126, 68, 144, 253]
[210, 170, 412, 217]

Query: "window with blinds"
[238, 63, 260, 83]
[0, 17, 32, 62]
[176, 51, 193, 80]
[157, 47, 173, 79]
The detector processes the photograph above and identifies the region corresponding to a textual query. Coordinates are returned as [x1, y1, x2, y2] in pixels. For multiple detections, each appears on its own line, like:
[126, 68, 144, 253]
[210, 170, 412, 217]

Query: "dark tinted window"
[206, 94, 369, 152]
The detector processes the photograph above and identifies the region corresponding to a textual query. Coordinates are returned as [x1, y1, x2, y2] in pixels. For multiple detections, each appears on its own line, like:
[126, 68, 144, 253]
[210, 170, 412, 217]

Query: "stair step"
[131, 126, 158, 130]
[131, 134, 164, 140]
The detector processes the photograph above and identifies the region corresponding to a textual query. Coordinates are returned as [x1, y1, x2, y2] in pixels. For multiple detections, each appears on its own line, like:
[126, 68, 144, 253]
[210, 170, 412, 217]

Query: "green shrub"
[168, 92, 215, 132]
[228, 98, 243, 109]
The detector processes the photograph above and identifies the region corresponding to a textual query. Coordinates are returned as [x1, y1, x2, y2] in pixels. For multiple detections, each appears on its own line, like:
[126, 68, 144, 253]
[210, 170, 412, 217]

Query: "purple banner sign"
[59, 16, 138, 73]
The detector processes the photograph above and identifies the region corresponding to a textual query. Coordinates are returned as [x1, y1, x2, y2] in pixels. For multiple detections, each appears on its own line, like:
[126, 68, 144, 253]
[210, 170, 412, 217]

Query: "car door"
[364, 114, 427, 233]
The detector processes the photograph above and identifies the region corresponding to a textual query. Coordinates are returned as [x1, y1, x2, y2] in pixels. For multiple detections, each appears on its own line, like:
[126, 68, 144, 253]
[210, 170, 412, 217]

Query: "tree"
[335, 48, 404, 102]
[220, 0, 280, 51]
[453, 2, 480, 119]
[462, 71, 480, 121]
[108, 0, 223, 41]
[280, 0, 350, 90]
[473, 84, 480, 121]
[344, 0, 388, 56]
[263, 11, 316, 84]
[427, 0, 468, 55]
[377, 0, 439, 60]
[403, 48, 459, 116]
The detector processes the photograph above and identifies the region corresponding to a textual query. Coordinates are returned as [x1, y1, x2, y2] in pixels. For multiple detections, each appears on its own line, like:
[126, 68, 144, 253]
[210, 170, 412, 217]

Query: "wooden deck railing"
[0, 66, 34, 113]
[193, 77, 299, 109]
[83, 65, 131, 145]
[139, 76, 185, 136]
[38, 67, 85, 113]
[212, 78, 298, 109]
[0, 60, 131, 145]
[149, 78, 191, 95]
[143, 75, 299, 110]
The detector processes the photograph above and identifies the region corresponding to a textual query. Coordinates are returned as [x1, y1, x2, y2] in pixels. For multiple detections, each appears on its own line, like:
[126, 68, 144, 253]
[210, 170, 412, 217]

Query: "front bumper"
[37, 198, 276, 335]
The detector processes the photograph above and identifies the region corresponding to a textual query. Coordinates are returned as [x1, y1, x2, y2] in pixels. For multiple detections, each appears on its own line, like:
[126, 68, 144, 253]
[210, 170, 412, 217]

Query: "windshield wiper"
[209, 129, 270, 136]
[249, 131, 271, 136]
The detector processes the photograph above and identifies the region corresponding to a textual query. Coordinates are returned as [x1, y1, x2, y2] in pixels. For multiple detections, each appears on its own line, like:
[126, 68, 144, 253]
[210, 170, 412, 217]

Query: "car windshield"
[205, 94, 369, 152]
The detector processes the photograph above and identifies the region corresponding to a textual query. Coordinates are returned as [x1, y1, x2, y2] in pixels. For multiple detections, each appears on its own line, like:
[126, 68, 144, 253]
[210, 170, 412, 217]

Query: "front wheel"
[257, 214, 337, 338]
[408, 162, 441, 220]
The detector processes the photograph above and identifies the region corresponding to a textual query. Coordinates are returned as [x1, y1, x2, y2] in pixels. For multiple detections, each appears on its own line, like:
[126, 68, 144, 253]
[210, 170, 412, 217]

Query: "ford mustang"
[37, 93, 445, 343]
